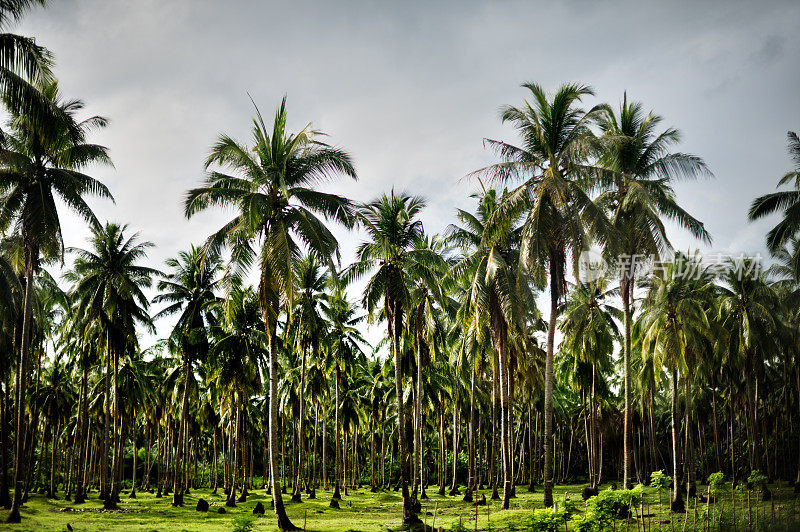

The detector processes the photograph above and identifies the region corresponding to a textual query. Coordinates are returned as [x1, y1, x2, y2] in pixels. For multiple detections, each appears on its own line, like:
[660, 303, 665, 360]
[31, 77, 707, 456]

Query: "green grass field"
[1, 482, 798, 531]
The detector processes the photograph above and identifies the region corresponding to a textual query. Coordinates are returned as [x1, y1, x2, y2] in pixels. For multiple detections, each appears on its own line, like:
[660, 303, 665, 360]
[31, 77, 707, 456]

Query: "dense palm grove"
[1, 2, 800, 531]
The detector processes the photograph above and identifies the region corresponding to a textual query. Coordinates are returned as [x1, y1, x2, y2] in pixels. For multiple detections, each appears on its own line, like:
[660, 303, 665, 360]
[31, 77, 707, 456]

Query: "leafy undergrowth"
[0, 482, 798, 531]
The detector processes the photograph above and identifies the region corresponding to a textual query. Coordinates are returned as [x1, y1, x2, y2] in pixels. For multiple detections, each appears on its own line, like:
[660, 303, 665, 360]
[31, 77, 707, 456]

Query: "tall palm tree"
[717, 258, 776, 472]
[558, 278, 619, 488]
[0, 80, 111, 522]
[595, 94, 711, 487]
[67, 223, 158, 508]
[289, 254, 328, 500]
[0, 240, 21, 508]
[406, 235, 449, 499]
[152, 245, 222, 506]
[473, 82, 609, 506]
[448, 187, 531, 508]
[207, 283, 264, 506]
[322, 274, 368, 501]
[185, 96, 356, 530]
[639, 253, 714, 511]
[749, 131, 800, 253]
[345, 191, 442, 524]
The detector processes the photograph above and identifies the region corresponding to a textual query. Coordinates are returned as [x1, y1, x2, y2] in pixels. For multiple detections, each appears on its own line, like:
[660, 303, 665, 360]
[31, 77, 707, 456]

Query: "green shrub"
[707, 471, 724, 493]
[523, 500, 577, 531]
[231, 515, 256, 532]
[570, 486, 643, 531]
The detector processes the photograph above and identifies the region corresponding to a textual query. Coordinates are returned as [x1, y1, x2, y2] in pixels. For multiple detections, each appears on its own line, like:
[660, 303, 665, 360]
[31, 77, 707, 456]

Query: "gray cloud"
[17, 0, 800, 347]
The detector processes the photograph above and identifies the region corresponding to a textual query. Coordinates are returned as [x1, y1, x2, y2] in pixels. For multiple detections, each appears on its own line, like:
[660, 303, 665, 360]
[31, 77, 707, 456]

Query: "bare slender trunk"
[543, 259, 558, 507]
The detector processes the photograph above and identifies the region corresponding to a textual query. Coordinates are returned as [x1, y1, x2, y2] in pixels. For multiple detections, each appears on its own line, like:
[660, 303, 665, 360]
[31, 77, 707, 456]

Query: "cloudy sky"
[19, 0, 800, 348]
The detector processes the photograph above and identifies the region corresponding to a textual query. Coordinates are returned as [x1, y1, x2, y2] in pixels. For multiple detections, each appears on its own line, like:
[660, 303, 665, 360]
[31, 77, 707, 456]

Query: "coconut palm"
[406, 235, 450, 498]
[595, 94, 711, 486]
[448, 187, 532, 508]
[207, 283, 264, 506]
[152, 245, 222, 505]
[321, 274, 368, 501]
[0, 80, 111, 522]
[67, 223, 158, 507]
[749, 131, 800, 253]
[472, 82, 609, 506]
[345, 190, 442, 523]
[184, 96, 356, 530]
[639, 253, 714, 510]
[717, 258, 776, 472]
[288, 254, 328, 500]
[558, 277, 619, 488]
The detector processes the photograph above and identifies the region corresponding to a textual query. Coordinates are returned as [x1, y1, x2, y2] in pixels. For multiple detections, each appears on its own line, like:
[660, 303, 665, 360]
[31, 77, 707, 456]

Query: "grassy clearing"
[1, 482, 798, 531]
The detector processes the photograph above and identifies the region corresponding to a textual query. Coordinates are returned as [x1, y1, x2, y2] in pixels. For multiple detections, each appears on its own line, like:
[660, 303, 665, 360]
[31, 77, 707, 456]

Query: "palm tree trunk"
[267, 334, 296, 529]
[621, 276, 633, 489]
[227, 403, 239, 506]
[450, 399, 458, 493]
[172, 357, 190, 506]
[671, 368, 684, 511]
[370, 410, 376, 489]
[333, 365, 341, 499]
[543, 259, 558, 508]
[322, 407, 328, 490]
[6, 264, 34, 524]
[469, 363, 476, 490]
[389, 299, 417, 524]
[292, 347, 307, 501]
[130, 417, 137, 498]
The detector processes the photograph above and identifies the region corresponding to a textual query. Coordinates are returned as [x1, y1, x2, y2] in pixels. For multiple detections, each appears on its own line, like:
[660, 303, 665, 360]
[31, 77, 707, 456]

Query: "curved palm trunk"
[267, 335, 296, 530]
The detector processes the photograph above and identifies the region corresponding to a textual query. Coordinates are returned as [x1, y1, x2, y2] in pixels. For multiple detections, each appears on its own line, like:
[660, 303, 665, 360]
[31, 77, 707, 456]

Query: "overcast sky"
[19, 0, 800, 349]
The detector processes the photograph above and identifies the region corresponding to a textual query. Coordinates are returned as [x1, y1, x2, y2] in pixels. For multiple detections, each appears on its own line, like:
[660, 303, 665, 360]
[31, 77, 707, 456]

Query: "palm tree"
[345, 191, 442, 524]
[185, 96, 356, 530]
[67, 223, 158, 507]
[152, 245, 222, 506]
[207, 283, 264, 506]
[558, 278, 619, 488]
[0, 241, 20, 508]
[472, 83, 609, 506]
[639, 253, 714, 511]
[0, 80, 111, 522]
[322, 274, 368, 502]
[749, 131, 800, 252]
[595, 94, 711, 487]
[0, 1, 64, 129]
[406, 235, 450, 499]
[289, 254, 328, 500]
[448, 187, 531, 508]
[717, 258, 776, 472]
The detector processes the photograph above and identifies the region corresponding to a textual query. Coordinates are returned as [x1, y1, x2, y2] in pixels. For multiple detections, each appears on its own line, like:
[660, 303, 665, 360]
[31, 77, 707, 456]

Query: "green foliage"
[231, 515, 256, 532]
[521, 500, 577, 531]
[571, 486, 643, 531]
[707, 471, 724, 492]
[650, 470, 671, 491]
[746, 470, 767, 489]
